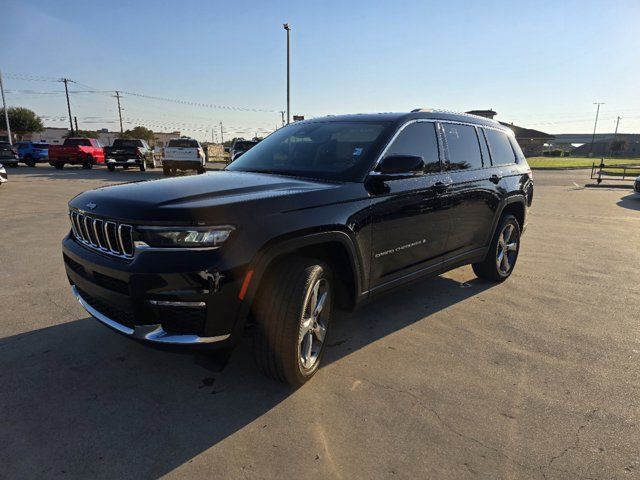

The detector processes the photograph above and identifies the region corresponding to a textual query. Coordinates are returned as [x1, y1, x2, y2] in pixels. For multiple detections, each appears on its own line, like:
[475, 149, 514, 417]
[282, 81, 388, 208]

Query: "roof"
[302, 110, 506, 130]
[499, 122, 554, 140]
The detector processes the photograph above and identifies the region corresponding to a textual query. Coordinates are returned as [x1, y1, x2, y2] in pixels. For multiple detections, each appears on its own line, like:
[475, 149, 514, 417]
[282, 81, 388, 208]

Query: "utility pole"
[74, 116, 79, 133]
[589, 102, 604, 157]
[283, 23, 291, 124]
[115, 91, 124, 136]
[0, 69, 12, 145]
[62, 78, 74, 135]
[610, 116, 622, 156]
[219, 122, 224, 145]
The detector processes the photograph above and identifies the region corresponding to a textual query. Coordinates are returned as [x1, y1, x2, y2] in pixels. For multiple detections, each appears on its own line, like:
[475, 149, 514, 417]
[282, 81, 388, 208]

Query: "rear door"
[369, 120, 452, 289]
[440, 122, 501, 258]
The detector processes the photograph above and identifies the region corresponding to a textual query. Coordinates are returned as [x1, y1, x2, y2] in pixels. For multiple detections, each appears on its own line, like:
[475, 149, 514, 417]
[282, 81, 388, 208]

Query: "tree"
[64, 129, 100, 139]
[123, 126, 154, 142]
[0, 107, 44, 140]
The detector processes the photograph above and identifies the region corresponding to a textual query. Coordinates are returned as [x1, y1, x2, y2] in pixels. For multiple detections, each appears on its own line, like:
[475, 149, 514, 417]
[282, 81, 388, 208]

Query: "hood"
[69, 171, 343, 224]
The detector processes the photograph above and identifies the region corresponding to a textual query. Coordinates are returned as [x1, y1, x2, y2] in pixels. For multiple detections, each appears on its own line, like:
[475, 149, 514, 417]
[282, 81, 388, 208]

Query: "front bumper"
[72, 285, 230, 345]
[106, 157, 143, 166]
[63, 233, 246, 349]
[0, 157, 18, 166]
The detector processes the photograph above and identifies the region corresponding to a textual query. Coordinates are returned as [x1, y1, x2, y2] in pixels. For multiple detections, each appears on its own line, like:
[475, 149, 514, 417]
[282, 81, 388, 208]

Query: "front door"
[369, 121, 451, 289]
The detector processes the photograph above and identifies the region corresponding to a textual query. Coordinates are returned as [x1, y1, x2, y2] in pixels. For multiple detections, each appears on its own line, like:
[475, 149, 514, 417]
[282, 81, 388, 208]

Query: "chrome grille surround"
[69, 209, 134, 259]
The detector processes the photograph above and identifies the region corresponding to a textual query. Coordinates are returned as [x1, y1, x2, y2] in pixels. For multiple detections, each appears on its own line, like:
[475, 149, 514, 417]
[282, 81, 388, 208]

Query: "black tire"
[139, 161, 146, 172]
[24, 156, 36, 167]
[197, 165, 206, 174]
[82, 157, 93, 169]
[8, 163, 18, 168]
[163, 165, 171, 176]
[107, 164, 115, 172]
[53, 163, 64, 170]
[253, 257, 333, 386]
[472, 214, 521, 282]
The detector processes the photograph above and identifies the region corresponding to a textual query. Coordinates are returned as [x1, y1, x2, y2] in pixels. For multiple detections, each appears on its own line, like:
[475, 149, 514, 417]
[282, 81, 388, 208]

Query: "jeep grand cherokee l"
[62, 110, 534, 386]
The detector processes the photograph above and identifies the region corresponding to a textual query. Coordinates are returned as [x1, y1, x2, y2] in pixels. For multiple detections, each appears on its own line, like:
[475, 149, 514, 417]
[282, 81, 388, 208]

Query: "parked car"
[0, 163, 7, 186]
[105, 138, 156, 172]
[62, 109, 533, 385]
[162, 137, 205, 175]
[16, 141, 49, 167]
[0, 142, 19, 167]
[48, 138, 105, 170]
[229, 138, 259, 163]
[634, 176, 640, 194]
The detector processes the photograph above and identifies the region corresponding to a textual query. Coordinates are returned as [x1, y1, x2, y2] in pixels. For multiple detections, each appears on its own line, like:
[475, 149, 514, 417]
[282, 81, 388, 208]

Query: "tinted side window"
[385, 122, 441, 173]
[485, 129, 516, 165]
[443, 123, 482, 170]
[478, 128, 491, 166]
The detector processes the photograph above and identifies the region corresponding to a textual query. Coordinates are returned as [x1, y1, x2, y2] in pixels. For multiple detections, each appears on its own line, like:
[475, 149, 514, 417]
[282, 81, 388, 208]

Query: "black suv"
[62, 110, 533, 385]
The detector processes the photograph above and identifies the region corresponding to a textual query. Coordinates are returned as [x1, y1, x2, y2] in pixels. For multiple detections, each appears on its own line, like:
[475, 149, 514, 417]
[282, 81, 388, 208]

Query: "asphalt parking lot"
[1, 165, 639, 479]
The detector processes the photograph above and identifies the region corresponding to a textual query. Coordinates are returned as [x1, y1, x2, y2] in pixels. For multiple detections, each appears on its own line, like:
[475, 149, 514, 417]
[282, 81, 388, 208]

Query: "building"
[466, 109, 554, 157]
[152, 131, 181, 147]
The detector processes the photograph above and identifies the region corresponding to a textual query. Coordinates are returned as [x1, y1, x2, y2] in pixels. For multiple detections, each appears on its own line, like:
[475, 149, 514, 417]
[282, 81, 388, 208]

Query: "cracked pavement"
[1, 167, 639, 479]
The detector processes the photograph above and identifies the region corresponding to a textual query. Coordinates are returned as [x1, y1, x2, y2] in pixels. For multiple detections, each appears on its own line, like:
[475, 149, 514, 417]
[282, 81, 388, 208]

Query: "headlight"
[138, 226, 234, 248]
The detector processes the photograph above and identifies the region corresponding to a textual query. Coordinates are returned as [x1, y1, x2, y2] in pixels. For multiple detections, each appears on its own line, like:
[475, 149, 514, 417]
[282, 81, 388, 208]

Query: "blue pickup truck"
[16, 141, 49, 167]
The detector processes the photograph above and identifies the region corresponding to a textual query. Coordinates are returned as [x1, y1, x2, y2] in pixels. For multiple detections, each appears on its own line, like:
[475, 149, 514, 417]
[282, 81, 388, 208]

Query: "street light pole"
[589, 102, 604, 157]
[283, 23, 291, 124]
[0, 69, 12, 145]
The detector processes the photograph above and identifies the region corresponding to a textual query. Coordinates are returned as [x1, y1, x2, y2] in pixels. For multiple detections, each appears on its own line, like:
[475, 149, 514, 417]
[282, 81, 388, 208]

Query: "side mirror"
[233, 151, 245, 160]
[372, 155, 425, 179]
[224, 147, 230, 153]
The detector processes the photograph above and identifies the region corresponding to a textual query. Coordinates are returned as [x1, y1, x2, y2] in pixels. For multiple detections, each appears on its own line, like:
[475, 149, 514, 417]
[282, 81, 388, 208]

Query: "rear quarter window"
[485, 129, 517, 165]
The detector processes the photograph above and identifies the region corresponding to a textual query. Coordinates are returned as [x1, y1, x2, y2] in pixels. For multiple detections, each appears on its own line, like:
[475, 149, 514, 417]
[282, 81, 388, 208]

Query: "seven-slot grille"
[69, 210, 134, 258]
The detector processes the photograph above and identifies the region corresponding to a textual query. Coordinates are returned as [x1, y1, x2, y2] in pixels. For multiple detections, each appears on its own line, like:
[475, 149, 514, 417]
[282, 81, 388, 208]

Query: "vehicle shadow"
[616, 193, 640, 211]
[0, 274, 492, 478]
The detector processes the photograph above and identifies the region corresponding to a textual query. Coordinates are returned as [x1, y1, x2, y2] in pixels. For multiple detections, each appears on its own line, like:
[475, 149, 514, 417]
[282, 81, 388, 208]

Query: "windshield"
[113, 139, 142, 148]
[234, 141, 257, 151]
[167, 139, 199, 148]
[226, 121, 389, 181]
[64, 138, 91, 146]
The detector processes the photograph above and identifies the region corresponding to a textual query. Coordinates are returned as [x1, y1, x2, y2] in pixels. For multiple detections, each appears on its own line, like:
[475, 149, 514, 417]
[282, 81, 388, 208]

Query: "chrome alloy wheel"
[298, 277, 330, 371]
[496, 224, 518, 275]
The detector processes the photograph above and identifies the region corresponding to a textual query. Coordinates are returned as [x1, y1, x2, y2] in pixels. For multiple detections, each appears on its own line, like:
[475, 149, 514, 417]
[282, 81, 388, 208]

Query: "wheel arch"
[241, 230, 365, 317]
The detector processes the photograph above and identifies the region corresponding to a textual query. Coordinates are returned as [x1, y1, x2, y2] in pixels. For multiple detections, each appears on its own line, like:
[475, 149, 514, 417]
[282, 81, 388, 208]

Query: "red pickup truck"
[48, 138, 105, 169]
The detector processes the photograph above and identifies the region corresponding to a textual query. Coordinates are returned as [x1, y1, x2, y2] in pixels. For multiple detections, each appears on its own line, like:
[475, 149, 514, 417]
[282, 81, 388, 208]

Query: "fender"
[233, 229, 365, 332]
[486, 194, 527, 246]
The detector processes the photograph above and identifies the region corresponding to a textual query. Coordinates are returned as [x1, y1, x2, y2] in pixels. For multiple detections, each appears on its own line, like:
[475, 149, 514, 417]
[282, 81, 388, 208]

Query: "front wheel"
[163, 165, 171, 176]
[139, 161, 146, 172]
[24, 156, 36, 167]
[253, 258, 333, 386]
[82, 158, 93, 169]
[473, 214, 521, 282]
[107, 164, 115, 172]
[53, 163, 64, 170]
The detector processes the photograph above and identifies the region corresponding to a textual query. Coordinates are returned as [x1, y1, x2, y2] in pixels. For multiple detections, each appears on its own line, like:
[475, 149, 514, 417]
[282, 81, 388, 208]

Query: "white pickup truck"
[162, 137, 206, 175]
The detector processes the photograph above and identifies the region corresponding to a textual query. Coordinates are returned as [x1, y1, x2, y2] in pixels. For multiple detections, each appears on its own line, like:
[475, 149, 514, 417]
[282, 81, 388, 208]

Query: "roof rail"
[411, 108, 433, 113]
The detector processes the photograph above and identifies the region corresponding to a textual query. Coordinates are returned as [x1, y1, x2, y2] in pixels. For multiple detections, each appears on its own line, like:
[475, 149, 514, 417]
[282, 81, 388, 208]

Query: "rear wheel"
[139, 161, 146, 172]
[107, 164, 115, 172]
[472, 214, 521, 282]
[53, 163, 64, 170]
[24, 156, 36, 167]
[163, 165, 171, 176]
[253, 257, 333, 386]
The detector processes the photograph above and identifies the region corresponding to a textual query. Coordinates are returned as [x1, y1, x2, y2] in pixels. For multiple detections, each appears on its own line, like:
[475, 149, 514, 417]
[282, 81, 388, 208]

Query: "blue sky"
[2, 0, 639, 140]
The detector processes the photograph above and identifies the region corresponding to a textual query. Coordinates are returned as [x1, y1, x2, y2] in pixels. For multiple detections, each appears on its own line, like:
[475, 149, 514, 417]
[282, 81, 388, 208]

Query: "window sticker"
[353, 147, 363, 156]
